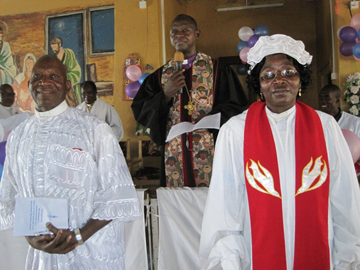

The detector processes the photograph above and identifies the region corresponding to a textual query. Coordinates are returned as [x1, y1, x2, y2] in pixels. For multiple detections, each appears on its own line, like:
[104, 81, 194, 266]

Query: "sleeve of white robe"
[104, 105, 124, 142]
[199, 113, 251, 270]
[319, 112, 360, 269]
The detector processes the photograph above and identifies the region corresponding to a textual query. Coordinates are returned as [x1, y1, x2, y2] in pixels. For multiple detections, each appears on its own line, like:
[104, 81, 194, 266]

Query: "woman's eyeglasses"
[260, 69, 298, 82]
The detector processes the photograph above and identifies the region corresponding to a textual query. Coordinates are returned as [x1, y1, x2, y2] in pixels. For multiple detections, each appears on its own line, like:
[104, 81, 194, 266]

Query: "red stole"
[244, 101, 330, 269]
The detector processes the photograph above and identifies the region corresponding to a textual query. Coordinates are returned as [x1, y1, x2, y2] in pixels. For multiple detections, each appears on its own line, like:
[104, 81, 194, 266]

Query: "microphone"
[174, 51, 184, 71]
[174, 51, 184, 94]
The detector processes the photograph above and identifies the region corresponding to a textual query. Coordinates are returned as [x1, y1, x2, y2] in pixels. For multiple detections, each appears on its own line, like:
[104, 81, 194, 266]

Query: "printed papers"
[14, 197, 68, 236]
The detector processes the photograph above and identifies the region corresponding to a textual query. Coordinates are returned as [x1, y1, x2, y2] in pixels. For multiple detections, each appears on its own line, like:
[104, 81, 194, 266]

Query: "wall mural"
[0, 5, 114, 113]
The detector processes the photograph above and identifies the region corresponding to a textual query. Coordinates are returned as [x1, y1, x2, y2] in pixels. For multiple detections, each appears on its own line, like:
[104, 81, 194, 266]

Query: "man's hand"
[163, 70, 186, 103]
[25, 222, 78, 254]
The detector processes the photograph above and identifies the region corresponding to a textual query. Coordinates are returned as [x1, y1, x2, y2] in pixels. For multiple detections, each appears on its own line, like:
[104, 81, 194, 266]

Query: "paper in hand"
[166, 113, 221, 142]
[14, 197, 68, 236]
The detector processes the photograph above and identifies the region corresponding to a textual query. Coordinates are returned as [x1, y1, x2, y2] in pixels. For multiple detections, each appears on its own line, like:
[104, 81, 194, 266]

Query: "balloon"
[238, 26, 253, 41]
[237, 41, 248, 53]
[0, 141, 6, 166]
[339, 26, 357, 42]
[139, 72, 150, 85]
[125, 81, 141, 98]
[342, 129, 360, 163]
[354, 55, 360, 61]
[248, 35, 260, 47]
[254, 25, 269, 36]
[337, 26, 346, 39]
[353, 42, 360, 58]
[351, 13, 360, 31]
[125, 65, 142, 81]
[340, 41, 356, 56]
[239, 47, 250, 63]
[236, 64, 247, 75]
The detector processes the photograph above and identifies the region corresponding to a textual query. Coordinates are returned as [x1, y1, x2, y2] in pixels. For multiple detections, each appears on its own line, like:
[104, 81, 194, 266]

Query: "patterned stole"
[244, 101, 330, 269]
[162, 53, 215, 187]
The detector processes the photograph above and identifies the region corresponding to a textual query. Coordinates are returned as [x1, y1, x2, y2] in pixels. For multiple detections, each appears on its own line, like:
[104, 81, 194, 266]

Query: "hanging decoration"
[236, 25, 270, 75]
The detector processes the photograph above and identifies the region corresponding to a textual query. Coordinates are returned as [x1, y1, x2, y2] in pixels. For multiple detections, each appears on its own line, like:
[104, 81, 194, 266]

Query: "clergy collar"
[35, 100, 68, 118]
[266, 105, 295, 123]
[182, 52, 197, 69]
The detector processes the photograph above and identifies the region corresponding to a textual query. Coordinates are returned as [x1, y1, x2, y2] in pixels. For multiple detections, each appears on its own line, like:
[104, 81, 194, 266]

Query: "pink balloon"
[126, 65, 142, 81]
[342, 129, 360, 163]
[351, 13, 360, 31]
[239, 47, 250, 63]
[125, 81, 141, 98]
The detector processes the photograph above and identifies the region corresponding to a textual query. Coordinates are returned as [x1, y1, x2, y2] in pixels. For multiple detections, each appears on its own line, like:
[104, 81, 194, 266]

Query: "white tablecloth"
[0, 189, 148, 270]
[157, 187, 208, 270]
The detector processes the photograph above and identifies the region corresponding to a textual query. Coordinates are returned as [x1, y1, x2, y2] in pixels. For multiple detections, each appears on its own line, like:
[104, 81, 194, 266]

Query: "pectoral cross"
[184, 101, 196, 115]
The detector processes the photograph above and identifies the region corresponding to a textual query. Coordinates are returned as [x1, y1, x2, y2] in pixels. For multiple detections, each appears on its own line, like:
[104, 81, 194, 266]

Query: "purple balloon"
[248, 35, 260, 48]
[125, 81, 141, 98]
[340, 41, 356, 56]
[339, 26, 357, 43]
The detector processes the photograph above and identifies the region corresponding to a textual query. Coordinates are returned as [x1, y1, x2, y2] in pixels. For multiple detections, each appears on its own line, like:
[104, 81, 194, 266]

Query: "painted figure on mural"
[0, 26, 17, 85]
[12, 53, 36, 113]
[50, 37, 82, 107]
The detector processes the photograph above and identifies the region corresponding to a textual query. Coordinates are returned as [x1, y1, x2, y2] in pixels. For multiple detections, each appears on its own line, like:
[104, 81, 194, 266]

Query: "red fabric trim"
[293, 101, 330, 269]
[244, 101, 330, 269]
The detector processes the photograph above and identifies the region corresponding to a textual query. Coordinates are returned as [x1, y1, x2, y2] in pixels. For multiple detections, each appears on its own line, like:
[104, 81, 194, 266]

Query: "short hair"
[246, 55, 312, 99]
[51, 37, 62, 47]
[81, 81, 97, 94]
[171, 14, 197, 30]
[320, 84, 341, 98]
[0, 84, 13, 93]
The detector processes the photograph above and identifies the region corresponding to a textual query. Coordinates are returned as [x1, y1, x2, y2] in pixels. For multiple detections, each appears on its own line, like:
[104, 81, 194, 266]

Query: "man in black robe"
[132, 14, 248, 187]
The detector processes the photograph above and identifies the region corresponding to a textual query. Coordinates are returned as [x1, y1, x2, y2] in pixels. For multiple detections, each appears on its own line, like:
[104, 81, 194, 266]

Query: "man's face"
[0, 85, 15, 107]
[29, 56, 71, 112]
[170, 20, 199, 56]
[51, 43, 59, 55]
[81, 85, 97, 104]
[319, 89, 339, 116]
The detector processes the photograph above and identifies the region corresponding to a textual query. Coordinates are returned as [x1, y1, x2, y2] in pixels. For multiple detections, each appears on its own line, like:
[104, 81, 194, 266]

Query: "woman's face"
[25, 57, 35, 72]
[259, 54, 301, 113]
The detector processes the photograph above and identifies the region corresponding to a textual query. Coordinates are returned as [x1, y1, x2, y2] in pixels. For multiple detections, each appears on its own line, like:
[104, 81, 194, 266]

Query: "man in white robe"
[0, 55, 140, 269]
[77, 81, 124, 141]
[319, 83, 360, 137]
[0, 84, 20, 119]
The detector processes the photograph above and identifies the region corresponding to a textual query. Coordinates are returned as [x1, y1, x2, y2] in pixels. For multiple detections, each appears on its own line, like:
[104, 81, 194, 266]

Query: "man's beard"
[53, 49, 59, 55]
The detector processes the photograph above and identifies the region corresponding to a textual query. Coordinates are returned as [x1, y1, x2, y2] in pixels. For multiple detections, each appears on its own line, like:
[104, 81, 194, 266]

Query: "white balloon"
[238, 26, 254, 41]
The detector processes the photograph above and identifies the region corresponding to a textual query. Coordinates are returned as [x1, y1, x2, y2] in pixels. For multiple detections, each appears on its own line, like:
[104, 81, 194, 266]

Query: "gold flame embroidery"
[296, 156, 328, 196]
[245, 159, 281, 198]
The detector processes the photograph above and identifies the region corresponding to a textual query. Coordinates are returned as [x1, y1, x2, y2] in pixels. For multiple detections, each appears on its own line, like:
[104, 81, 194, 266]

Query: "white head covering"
[247, 34, 313, 73]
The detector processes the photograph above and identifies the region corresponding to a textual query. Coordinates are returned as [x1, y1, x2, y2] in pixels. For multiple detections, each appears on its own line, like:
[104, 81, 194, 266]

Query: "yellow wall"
[0, 0, 349, 163]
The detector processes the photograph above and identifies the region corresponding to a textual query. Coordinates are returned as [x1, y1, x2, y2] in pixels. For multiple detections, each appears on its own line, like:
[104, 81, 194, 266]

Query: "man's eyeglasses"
[170, 28, 193, 37]
[260, 69, 298, 82]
